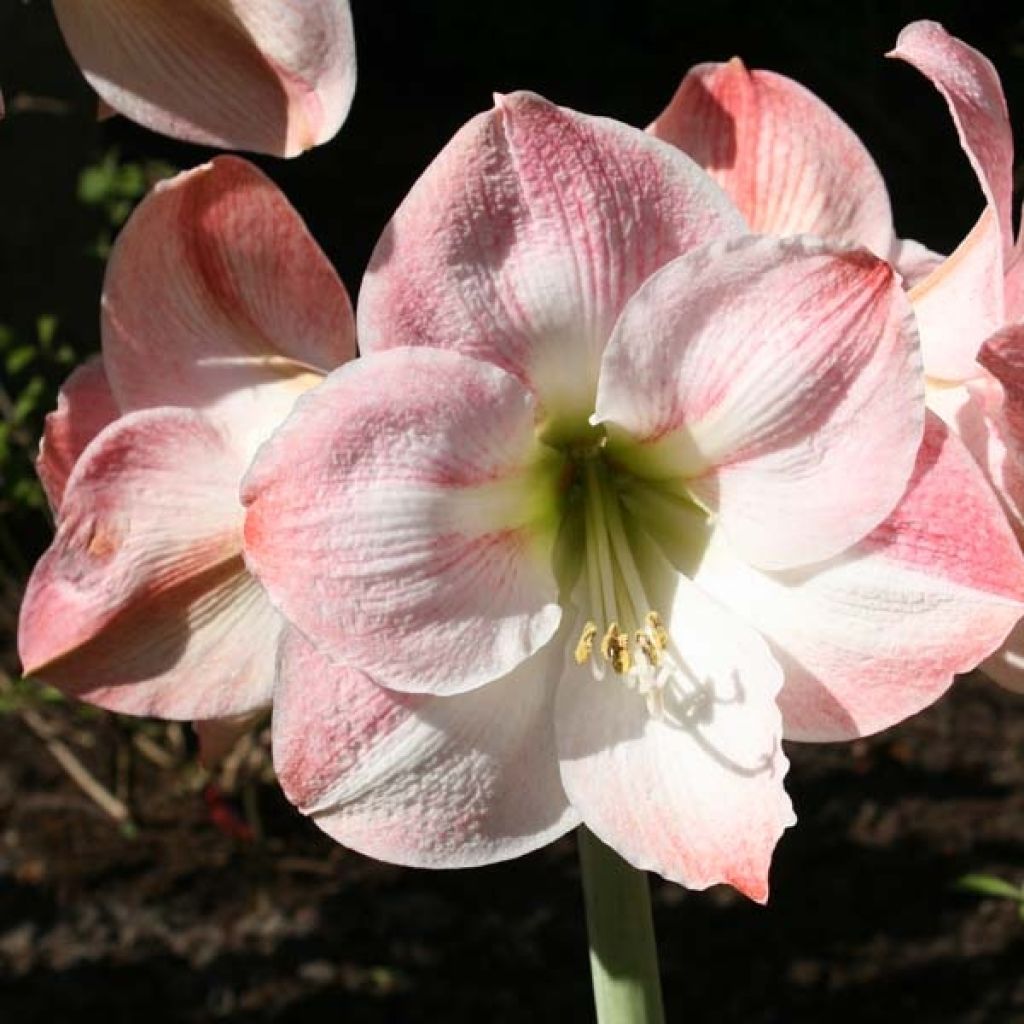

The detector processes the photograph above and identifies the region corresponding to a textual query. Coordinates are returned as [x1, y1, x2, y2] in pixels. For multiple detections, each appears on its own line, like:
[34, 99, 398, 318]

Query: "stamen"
[645, 611, 669, 651]
[574, 621, 598, 665]
[635, 630, 661, 668]
[600, 623, 631, 675]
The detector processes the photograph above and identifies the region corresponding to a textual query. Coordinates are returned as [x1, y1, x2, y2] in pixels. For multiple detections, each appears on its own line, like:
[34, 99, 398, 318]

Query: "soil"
[1, 674, 1023, 1024]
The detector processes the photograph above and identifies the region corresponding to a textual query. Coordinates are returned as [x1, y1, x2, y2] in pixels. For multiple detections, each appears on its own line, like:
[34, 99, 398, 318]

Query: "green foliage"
[958, 873, 1024, 920]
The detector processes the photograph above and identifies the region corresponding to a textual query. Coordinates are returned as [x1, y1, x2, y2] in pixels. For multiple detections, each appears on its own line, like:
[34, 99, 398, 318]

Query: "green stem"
[578, 827, 666, 1024]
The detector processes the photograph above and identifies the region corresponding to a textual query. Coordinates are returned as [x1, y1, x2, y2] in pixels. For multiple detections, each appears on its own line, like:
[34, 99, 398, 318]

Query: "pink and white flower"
[18, 155, 355, 725]
[242, 93, 1024, 899]
[52, 0, 356, 157]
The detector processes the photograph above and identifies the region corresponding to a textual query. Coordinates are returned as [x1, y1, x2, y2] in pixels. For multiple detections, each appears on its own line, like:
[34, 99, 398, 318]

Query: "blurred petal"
[556, 576, 793, 902]
[37, 356, 119, 514]
[890, 20, 1014, 257]
[358, 90, 744, 429]
[649, 59, 894, 257]
[273, 628, 577, 865]
[243, 348, 563, 697]
[194, 710, 266, 767]
[102, 156, 353, 456]
[53, 0, 356, 156]
[596, 234, 923, 570]
[19, 407, 279, 719]
[695, 415, 1024, 740]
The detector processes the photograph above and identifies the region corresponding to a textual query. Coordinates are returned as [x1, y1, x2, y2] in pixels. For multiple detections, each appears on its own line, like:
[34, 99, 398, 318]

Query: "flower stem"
[578, 827, 666, 1024]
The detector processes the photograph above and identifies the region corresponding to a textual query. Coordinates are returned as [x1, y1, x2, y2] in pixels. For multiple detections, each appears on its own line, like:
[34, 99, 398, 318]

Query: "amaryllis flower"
[647, 49, 941, 284]
[52, 0, 356, 157]
[886, 21, 1024, 690]
[242, 93, 1024, 898]
[18, 156, 354, 729]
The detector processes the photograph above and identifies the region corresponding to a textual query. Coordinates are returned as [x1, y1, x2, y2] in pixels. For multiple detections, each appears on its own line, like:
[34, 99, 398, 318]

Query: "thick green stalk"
[578, 827, 666, 1024]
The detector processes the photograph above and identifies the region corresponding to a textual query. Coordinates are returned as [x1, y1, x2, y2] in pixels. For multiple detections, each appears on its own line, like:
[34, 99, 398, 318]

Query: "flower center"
[570, 452, 693, 719]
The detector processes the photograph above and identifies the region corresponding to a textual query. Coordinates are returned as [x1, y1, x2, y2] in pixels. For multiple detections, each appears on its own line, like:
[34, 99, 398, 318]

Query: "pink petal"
[36, 356, 119, 514]
[889, 21, 1014, 259]
[18, 407, 279, 719]
[273, 628, 577, 865]
[649, 59, 895, 257]
[595, 234, 923, 570]
[53, 0, 356, 156]
[242, 347, 563, 696]
[555, 577, 794, 902]
[890, 236, 945, 288]
[695, 414, 1024, 741]
[357, 91, 744, 428]
[908, 208, 1005, 381]
[102, 156, 354, 456]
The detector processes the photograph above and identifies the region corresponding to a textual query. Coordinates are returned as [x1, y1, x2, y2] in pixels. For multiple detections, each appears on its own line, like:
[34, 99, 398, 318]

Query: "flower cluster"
[18, 16, 1024, 902]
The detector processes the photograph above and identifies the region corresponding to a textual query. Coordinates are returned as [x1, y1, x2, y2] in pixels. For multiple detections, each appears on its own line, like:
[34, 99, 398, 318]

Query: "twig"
[20, 708, 133, 826]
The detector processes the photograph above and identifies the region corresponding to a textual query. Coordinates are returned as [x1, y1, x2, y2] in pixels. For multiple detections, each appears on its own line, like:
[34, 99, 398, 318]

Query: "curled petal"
[649, 59, 894, 257]
[37, 357, 119, 514]
[889, 20, 1014, 259]
[19, 408, 278, 719]
[273, 628, 577, 865]
[358, 90, 744, 428]
[890, 237, 944, 289]
[53, 0, 356, 156]
[696, 414, 1024, 740]
[102, 156, 353, 456]
[243, 348, 563, 696]
[555, 577, 793, 902]
[596, 234, 923, 570]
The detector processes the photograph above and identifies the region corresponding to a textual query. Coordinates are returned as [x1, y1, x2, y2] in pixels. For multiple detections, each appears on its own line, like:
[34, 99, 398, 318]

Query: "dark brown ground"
[1, 673, 1023, 1024]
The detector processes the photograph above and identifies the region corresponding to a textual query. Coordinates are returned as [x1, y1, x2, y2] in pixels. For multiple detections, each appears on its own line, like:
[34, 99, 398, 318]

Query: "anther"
[645, 611, 668, 651]
[600, 623, 632, 675]
[574, 621, 598, 665]
[636, 631, 661, 668]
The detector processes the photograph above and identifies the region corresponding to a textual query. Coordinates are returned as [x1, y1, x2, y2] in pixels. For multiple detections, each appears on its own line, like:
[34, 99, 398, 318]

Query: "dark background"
[2, 1, 1024, 1021]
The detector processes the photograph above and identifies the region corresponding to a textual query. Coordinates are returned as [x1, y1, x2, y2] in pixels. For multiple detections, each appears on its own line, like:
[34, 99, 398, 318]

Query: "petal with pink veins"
[649, 59, 895, 258]
[53, 0, 356, 157]
[357, 91, 744, 430]
[596, 234, 923, 571]
[273, 627, 578, 865]
[36, 356, 119, 514]
[889, 21, 1015, 258]
[19, 407, 279, 719]
[243, 347, 564, 697]
[102, 156, 354, 457]
[555, 575, 794, 902]
[694, 414, 1024, 741]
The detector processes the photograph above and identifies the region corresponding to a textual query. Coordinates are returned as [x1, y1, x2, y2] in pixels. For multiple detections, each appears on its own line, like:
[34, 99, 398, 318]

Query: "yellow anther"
[645, 611, 669, 651]
[574, 621, 598, 665]
[600, 623, 632, 675]
[636, 631, 661, 668]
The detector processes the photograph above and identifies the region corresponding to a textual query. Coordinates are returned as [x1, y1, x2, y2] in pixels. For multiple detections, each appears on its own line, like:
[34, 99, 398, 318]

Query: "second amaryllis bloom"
[18, 156, 355, 729]
[242, 93, 1024, 900]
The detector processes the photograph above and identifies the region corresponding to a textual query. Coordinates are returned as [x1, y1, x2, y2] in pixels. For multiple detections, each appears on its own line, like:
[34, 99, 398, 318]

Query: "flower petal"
[596, 234, 923, 570]
[273, 627, 577, 865]
[889, 21, 1014, 258]
[18, 407, 279, 719]
[194, 710, 267, 767]
[555, 575, 794, 902]
[891, 236, 944, 288]
[695, 414, 1024, 741]
[649, 59, 895, 257]
[908, 208, 1005, 381]
[36, 356, 119, 514]
[102, 156, 354, 457]
[242, 347, 563, 696]
[53, 0, 356, 156]
[357, 91, 744, 428]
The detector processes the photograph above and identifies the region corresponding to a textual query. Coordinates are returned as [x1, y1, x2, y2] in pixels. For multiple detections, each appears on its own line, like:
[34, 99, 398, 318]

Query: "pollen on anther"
[575, 621, 598, 665]
[645, 611, 669, 651]
[600, 623, 632, 675]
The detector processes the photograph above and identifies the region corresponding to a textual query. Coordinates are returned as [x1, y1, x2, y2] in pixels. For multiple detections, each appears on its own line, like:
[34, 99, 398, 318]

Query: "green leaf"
[958, 873, 1024, 901]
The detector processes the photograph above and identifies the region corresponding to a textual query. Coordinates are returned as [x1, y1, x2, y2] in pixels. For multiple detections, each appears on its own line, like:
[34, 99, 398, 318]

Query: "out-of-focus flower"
[242, 93, 1024, 899]
[52, 0, 356, 157]
[888, 21, 1024, 690]
[647, 53, 942, 284]
[18, 155, 355, 723]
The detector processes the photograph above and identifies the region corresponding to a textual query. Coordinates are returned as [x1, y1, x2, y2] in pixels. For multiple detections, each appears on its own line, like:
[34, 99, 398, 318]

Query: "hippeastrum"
[18, 156, 354, 738]
[242, 93, 1024, 899]
[53, 0, 356, 157]
[649, 22, 1024, 693]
